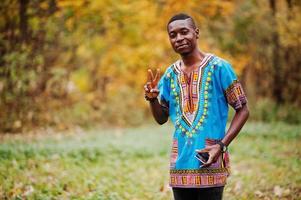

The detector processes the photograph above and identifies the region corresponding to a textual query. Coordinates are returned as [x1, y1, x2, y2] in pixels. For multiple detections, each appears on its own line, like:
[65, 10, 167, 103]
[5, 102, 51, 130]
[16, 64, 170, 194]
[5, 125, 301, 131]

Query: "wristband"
[217, 141, 227, 153]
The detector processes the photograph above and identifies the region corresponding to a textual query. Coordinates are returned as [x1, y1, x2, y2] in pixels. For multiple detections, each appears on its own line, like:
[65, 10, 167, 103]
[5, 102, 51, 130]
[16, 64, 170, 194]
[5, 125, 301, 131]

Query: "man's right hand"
[145, 68, 168, 124]
[144, 69, 160, 99]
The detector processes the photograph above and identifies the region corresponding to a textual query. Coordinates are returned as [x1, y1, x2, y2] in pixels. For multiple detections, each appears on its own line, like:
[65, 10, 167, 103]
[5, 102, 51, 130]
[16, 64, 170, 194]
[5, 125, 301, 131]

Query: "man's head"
[167, 13, 199, 56]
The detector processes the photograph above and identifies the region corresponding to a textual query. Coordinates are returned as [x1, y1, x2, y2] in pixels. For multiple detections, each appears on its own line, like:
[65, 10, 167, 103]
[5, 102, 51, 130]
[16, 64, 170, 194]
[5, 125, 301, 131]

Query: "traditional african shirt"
[158, 54, 247, 188]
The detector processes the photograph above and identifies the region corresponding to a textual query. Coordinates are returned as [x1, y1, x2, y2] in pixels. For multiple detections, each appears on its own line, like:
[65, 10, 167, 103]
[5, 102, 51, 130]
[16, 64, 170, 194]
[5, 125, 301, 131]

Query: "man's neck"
[181, 49, 205, 74]
[181, 49, 206, 70]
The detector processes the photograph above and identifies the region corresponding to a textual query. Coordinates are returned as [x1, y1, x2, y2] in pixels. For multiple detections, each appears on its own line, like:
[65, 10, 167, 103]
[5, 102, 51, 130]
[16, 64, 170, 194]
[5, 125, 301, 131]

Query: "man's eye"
[181, 30, 188, 35]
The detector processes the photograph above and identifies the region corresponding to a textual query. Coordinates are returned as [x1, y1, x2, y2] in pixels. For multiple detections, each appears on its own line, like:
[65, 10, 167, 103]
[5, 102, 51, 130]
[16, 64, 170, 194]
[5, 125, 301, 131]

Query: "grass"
[0, 122, 300, 200]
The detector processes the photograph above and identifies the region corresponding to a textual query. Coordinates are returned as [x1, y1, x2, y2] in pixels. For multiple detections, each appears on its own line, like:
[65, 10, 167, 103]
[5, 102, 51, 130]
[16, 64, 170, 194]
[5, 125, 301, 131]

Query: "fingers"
[195, 148, 209, 153]
[147, 68, 161, 87]
[145, 84, 159, 92]
[144, 83, 159, 98]
[144, 84, 150, 92]
[197, 146, 221, 168]
[145, 82, 152, 90]
[147, 69, 154, 82]
[154, 68, 161, 84]
[150, 88, 159, 93]
[201, 156, 214, 168]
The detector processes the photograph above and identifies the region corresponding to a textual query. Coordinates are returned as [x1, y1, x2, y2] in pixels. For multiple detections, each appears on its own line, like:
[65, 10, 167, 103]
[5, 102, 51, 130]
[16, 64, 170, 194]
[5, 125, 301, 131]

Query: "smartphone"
[195, 152, 209, 164]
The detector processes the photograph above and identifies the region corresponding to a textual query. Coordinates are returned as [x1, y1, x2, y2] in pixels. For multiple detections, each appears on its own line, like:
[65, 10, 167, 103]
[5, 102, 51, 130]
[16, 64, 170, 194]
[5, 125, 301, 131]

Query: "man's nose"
[175, 34, 184, 42]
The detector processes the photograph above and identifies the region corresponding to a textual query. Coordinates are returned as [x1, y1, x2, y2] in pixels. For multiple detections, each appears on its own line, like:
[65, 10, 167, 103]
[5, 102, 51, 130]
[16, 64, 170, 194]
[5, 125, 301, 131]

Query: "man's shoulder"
[163, 61, 179, 75]
[210, 55, 231, 67]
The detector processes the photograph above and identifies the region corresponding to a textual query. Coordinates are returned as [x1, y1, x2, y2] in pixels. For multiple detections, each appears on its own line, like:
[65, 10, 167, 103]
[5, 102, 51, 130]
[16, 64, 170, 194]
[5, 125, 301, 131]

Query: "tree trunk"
[269, 0, 284, 104]
[19, 0, 29, 43]
[48, 0, 57, 15]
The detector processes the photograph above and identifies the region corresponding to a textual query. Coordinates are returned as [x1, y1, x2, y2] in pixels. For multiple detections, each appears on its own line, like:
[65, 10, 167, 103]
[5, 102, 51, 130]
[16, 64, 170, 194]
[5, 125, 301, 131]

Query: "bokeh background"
[0, 0, 300, 199]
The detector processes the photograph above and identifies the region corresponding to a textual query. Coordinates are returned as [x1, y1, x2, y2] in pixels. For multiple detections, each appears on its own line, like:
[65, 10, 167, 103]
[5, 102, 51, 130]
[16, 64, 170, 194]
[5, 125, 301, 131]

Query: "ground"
[0, 122, 300, 199]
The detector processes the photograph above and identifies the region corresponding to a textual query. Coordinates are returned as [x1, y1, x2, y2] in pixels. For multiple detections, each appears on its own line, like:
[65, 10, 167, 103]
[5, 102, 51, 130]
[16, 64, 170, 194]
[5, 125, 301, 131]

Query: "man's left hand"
[196, 144, 222, 168]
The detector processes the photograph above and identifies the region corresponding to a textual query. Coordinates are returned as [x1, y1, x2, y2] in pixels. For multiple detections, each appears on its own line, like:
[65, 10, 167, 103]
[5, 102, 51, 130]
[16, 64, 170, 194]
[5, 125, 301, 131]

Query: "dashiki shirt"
[158, 53, 247, 188]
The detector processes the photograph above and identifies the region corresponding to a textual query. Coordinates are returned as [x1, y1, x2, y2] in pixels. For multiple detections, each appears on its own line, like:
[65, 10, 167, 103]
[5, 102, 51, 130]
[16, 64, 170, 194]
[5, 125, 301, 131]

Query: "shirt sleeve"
[219, 60, 248, 110]
[157, 70, 171, 107]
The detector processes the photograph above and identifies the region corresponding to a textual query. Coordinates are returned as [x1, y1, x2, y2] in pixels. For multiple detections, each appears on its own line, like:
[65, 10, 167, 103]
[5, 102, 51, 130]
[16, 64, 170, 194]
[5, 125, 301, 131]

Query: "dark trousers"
[172, 186, 224, 200]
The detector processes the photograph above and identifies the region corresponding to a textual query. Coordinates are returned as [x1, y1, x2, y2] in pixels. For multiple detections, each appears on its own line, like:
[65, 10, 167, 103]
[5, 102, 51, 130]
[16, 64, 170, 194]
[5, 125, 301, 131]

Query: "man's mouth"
[176, 44, 189, 49]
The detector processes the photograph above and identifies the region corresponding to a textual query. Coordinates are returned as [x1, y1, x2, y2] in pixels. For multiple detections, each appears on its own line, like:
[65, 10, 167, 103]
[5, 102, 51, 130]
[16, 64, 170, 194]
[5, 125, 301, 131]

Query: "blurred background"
[0, 1, 301, 199]
[1, 0, 301, 132]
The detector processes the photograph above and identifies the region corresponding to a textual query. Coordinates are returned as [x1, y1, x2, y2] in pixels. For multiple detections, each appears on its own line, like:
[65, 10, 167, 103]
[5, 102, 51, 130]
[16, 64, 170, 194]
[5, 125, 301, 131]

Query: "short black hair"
[167, 13, 196, 29]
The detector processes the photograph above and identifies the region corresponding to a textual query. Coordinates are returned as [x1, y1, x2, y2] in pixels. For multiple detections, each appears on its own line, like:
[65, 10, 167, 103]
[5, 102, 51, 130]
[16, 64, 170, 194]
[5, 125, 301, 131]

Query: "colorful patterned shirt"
[158, 54, 247, 188]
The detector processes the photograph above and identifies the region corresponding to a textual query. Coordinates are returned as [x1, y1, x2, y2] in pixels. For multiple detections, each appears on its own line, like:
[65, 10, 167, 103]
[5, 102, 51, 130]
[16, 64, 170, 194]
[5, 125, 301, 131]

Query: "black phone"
[195, 152, 209, 164]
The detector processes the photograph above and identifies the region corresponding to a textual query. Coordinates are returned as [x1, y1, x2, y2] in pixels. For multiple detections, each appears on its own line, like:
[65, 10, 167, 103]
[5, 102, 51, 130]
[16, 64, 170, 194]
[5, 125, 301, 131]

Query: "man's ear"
[195, 28, 199, 39]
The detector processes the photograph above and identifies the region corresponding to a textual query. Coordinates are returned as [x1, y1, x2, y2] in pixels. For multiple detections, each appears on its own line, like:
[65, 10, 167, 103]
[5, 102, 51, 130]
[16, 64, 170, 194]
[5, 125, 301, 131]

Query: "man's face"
[167, 19, 199, 55]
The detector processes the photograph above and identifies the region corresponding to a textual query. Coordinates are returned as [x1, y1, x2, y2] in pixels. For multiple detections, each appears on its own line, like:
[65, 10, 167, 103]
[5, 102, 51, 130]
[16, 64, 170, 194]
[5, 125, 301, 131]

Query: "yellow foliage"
[278, 8, 301, 48]
[57, 0, 84, 8]
[71, 69, 92, 92]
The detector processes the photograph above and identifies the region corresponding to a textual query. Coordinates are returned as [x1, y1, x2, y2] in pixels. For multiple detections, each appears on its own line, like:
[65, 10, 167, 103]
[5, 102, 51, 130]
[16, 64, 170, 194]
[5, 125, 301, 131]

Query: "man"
[144, 13, 249, 200]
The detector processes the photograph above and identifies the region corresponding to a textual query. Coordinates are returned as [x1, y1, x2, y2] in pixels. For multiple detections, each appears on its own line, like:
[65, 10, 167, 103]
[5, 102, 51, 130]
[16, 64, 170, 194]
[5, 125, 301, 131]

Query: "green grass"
[0, 122, 300, 200]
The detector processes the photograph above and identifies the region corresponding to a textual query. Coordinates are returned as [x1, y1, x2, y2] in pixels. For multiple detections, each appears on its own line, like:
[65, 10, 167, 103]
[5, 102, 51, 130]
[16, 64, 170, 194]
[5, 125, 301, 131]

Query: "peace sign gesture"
[144, 68, 161, 100]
